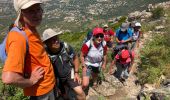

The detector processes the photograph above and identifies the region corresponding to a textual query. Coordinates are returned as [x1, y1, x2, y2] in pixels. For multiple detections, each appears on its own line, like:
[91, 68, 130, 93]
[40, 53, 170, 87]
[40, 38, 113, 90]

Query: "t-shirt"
[103, 29, 115, 42]
[116, 28, 133, 41]
[81, 42, 107, 56]
[3, 27, 55, 96]
[115, 50, 135, 64]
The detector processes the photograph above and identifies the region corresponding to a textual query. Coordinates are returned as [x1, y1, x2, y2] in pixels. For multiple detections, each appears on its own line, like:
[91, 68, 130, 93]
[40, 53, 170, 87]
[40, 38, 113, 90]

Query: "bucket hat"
[42, 28, 62, 42]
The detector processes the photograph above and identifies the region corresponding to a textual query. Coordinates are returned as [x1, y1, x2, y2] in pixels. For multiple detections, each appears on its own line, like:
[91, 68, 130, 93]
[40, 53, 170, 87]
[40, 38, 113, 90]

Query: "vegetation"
[151, 7, 165, 19]
[137, 8, 170, 84]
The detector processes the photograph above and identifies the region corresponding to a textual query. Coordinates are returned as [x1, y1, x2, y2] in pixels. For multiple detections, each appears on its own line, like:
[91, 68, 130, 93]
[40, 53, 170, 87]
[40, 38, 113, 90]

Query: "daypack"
[82, 31, 93, 44]
[111, 44, 129, 59]
[48, 42, 74, 78]
[0, 27, 29, 64]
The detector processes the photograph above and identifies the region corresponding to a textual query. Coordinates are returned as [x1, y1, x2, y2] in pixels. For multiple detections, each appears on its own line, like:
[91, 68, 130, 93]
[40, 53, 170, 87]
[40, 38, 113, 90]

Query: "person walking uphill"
[1, 0, 55, 100]
[42, 28, 86, 100]
[115, 23, 133, 46]
[80, 27, 107, 90]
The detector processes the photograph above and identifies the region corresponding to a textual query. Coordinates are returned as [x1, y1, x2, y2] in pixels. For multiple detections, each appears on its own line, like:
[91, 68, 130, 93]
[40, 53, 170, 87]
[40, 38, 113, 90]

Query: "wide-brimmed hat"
[120, 23, 128, 32]
[14, 0, 42, 26]
[42, 28, 62, 42]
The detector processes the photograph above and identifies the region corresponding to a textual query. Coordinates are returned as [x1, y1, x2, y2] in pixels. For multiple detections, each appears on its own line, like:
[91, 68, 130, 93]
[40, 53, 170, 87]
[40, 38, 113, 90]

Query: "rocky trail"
[86, 32, 150, 100]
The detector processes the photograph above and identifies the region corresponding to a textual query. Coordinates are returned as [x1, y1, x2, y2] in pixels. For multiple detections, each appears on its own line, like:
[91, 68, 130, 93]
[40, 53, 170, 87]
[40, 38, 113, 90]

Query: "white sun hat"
[13, 0, 42, 26]
[42, 28, 63, 42]
[135, 22, 141, 27]
[103, 24, 108, 28]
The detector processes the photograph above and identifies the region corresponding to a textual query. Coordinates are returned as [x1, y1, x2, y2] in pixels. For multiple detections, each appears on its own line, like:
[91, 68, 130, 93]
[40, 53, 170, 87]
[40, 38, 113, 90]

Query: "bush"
[151, 7, 165, 19]
[138, 32, 170, 84]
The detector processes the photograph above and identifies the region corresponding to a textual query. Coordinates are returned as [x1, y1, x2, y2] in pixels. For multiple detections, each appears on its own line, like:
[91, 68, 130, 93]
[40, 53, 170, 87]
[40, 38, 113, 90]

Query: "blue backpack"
[0, 27, 29, 64]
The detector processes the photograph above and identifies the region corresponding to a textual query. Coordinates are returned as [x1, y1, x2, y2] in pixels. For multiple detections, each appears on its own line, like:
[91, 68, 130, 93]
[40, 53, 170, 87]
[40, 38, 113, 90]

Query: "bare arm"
[73, 55, 80, 73]
[80, 52, 86, 67]
[73, 54, 81, 84]
[101, 54, 107, 70]
[2, 66, 44, 88]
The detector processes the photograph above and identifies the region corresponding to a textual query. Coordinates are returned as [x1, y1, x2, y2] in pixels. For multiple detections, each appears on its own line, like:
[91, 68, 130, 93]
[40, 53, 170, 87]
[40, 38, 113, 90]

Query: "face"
[134, 26, 141, 31]
[94, 33, 104, 44]
[45, 36, 60, 51]
[21, 4, 43, 27]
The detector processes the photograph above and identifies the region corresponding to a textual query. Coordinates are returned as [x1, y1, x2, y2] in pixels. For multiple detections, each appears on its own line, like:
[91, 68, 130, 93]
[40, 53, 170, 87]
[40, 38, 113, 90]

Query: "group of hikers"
[0, 0, 142, 100]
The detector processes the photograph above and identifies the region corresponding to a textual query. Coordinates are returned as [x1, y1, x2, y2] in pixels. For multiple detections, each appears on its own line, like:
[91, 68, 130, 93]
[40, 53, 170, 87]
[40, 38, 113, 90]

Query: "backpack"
[0, 27, 29, 64]
[111, 44, 128, 59]
[82, 31, 93, 44]
[48, 42, 74, 78]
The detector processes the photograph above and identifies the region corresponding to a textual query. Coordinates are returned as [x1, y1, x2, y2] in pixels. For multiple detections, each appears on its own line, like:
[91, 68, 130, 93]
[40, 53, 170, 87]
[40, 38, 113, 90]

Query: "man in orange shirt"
[1, 0, 55, 99]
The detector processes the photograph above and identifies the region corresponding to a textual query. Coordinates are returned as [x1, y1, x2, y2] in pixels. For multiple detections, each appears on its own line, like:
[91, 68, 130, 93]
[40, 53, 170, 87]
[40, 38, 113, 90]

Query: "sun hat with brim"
[103, 24, 108, 28]
[135, 22, 141, 27]
[14, 0, 42, 27]
[120, 23, 128, 32]
[42, 28, 62, 42]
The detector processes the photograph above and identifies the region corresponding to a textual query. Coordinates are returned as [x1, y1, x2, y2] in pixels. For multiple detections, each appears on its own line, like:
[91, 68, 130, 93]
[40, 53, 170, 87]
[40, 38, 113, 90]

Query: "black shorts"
[58, 73, 80, 94]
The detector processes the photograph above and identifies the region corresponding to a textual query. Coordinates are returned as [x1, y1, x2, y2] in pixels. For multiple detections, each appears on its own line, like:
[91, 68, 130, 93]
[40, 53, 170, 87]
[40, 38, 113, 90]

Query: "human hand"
[74, 73, 81, 84]
[30, 66, 45, 85]
[102, 65, 106, 71]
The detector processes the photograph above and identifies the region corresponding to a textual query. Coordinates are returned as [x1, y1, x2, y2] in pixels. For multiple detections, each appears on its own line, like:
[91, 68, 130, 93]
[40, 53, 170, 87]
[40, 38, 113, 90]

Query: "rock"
[155, 25, 165, 31]
[104, 73, 124, 88]
[94, 81, 116, 96]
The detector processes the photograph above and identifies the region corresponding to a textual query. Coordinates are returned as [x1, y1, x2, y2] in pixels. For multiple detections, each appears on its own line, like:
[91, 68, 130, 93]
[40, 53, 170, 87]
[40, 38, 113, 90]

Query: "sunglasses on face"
[95, 34, 104, 38]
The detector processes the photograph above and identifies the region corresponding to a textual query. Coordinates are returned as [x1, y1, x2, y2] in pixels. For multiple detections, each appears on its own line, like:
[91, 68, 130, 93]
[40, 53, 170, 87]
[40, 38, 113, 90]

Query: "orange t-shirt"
[3, 27, 55, 96]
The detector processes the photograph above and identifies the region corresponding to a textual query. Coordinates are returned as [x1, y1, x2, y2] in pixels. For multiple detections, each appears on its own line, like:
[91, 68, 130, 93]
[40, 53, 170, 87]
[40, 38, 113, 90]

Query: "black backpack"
[111, 44, 129, 59]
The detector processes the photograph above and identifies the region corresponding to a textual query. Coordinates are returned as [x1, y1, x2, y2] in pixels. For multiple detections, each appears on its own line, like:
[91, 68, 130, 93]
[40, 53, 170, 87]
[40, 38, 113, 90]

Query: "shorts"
[30, 89, 55, 100]
[83, 65, 100, 77]
[58, 73, 80, 94]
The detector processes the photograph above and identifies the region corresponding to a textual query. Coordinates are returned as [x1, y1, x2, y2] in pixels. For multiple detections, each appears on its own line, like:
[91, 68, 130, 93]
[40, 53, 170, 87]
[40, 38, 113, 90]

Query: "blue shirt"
[116, 28, 133, 41]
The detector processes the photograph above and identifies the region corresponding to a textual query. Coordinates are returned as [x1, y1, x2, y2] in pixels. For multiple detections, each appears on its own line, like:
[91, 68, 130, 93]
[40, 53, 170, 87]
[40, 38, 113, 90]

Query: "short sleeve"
[3, 31, 27, 74]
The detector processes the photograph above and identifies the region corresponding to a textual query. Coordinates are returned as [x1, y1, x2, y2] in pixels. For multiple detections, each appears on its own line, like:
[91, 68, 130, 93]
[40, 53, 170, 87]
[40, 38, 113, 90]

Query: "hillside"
[0, 1, 170, 100]
[0, 0, 169, 33]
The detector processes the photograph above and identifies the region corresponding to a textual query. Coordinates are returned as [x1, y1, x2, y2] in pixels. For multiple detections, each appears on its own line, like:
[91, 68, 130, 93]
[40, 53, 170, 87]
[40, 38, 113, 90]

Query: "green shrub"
[138, 32, 170, 84]
[151, 7, 165, 19]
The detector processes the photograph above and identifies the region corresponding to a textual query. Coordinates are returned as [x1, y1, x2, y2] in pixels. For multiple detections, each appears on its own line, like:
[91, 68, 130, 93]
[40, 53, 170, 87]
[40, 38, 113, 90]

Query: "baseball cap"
[120, 23, 128, 32]
[14, 0, 42, 26]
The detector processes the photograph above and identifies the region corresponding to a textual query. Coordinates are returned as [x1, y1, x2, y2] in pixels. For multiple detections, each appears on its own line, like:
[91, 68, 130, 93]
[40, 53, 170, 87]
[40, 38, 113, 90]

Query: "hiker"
[128, 21, 136, 33]
[109, 46, 134, 84]
[42, 28, 86, 100]
[115, 22, 133, 46]
[131, 22, 142, 50]
[1, 0, 56, 99]
[103, 24, 115, 48]
[80, 27, 107, 89]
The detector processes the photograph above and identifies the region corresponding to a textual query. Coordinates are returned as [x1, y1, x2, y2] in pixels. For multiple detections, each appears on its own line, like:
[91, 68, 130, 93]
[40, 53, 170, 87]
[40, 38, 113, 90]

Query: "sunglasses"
[95, 34, 104, 38]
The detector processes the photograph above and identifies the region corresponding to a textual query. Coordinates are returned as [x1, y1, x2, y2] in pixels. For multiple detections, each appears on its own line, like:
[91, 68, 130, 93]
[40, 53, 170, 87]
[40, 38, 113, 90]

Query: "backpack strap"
[10, 27, 29, 53]
[0, 27, 29, 63]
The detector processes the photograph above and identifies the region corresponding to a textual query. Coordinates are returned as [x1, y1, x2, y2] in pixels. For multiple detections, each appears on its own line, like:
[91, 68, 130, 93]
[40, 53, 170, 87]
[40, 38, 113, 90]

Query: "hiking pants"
[115, 62, 130, 79]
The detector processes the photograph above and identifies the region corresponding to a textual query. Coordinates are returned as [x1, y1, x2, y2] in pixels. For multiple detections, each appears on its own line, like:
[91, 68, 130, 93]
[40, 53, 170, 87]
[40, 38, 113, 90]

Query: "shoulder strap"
[10, 27, 29, 53]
